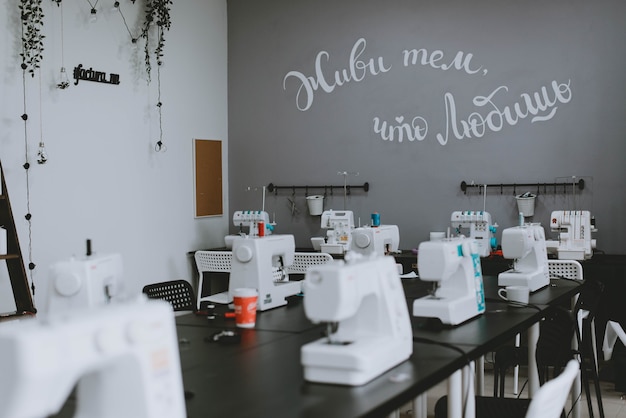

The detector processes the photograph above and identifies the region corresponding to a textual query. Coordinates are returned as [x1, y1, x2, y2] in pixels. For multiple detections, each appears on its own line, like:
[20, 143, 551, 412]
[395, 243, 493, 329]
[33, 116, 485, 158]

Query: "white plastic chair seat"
[603, 320, 626, 361]
[524, 359, 580, 418]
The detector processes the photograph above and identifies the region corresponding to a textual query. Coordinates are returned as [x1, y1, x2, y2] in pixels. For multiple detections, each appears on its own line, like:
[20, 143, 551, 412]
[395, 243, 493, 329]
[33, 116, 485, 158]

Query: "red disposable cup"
[233, 288, 258, 328]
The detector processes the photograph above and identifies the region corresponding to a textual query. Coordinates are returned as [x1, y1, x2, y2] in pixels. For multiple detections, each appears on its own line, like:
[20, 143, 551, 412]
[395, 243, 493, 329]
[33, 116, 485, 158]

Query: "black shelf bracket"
[460, 179, 585, 195]
[267, 182, 369, 196]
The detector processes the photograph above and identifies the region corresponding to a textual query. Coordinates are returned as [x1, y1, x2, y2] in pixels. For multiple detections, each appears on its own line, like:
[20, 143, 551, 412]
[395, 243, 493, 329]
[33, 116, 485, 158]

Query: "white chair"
[194, 250, 232, 309]
[501, 260, 588, 418]
[435, 359, 580, 418]
[525, 359, 580, 418]
[194, 251, 333, 309]
[603, 320, 626, 361]
[547, 260, 595, 361]
[287, 252, 333, 275]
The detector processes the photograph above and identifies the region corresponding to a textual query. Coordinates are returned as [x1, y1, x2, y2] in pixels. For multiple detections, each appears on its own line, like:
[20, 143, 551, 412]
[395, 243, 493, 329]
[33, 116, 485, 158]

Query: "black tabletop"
[175, 276, 581, 417]
[180, 327, 471, 418]
[51, 274, 583, 418]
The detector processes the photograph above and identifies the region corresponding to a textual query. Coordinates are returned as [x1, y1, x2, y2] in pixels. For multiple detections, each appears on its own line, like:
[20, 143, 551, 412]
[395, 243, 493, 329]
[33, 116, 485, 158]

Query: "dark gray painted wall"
[227, 0, 626, 254]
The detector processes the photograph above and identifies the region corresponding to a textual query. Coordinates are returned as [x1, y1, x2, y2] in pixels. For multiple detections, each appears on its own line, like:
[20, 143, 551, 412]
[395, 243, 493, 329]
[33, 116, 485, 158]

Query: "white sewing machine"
[47, 252, 123, 315]
[229, 234, 301, 311]
[498, 224, 550, 292]
[301, 254, 412, 386]
[226, 210, 274, 248]
[310, 209, 355, 254]
[0, 298, 186, 418]
[545, 210, 597, 260]
[350, 225, 400, 257]
[412, 238, 486, 326]
[451, 211, 498, 257]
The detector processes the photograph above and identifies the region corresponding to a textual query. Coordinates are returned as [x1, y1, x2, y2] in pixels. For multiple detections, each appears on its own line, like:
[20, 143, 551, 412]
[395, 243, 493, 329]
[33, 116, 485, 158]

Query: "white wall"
[0, 0, 228, 313]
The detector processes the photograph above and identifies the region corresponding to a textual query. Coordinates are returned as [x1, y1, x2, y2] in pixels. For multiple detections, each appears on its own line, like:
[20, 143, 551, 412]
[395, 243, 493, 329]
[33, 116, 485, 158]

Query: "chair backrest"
[547, 259, 583, 281]
[287, 252, 333, 274]
[142, 280, 196, 312]
[524, 359, 579, 418]
[194, 250, 232, 273]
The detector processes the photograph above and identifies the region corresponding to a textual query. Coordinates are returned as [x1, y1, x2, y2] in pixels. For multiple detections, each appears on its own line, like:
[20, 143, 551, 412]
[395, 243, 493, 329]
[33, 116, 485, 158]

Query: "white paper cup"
[498, 286, 530, 305]
[232, 288, 258, 328]
[429, 232, 446, 241]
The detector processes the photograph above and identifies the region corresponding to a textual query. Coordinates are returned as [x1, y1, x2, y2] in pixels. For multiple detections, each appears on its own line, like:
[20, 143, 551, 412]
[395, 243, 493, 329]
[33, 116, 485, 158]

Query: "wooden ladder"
[0, 161, 36, 316]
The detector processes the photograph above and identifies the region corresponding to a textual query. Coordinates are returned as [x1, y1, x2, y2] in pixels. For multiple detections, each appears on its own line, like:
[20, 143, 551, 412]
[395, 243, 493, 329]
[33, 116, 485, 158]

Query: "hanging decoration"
[140, 0, 172, 152]
[19, 0, 45, 78]
[113, 1, 139, 46]
[36, 71, 48, 165]
[19, 0, 46, 295]
[85, 0, 99, 23]
[53, 0, 70, 89]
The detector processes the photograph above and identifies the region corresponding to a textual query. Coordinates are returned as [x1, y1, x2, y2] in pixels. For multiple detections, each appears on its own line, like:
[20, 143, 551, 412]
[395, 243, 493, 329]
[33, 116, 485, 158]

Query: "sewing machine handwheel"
[235, 246, 253, 262]
[54, 273, 82, 296]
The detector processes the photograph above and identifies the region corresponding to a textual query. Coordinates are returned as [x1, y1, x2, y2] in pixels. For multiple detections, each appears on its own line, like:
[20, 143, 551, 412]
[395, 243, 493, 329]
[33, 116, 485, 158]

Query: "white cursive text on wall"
[283, 38, 391, 111]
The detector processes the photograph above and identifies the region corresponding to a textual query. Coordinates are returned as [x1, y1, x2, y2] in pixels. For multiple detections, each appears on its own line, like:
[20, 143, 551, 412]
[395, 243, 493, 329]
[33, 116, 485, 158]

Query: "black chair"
[142, 279, 196, 312]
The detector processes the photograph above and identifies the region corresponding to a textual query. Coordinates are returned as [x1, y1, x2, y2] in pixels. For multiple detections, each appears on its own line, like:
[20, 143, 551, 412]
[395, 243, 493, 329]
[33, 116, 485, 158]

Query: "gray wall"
[227, 0, 626, 254]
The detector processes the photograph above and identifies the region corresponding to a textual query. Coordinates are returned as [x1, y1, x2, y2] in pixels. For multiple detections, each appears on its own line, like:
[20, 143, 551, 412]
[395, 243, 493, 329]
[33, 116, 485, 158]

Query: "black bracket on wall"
[460, 180, 585, 195]
[267, 182, 369, 196]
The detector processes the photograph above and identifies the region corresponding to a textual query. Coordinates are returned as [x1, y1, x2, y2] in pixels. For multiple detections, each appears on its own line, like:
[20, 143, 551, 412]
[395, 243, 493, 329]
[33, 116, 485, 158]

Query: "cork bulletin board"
[194, 139, 223, 217]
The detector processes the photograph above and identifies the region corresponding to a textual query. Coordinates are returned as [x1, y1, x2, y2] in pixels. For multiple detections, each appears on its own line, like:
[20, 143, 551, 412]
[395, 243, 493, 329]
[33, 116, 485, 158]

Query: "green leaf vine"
[19, 0, 45, 77]
[140, 0, 172, 82]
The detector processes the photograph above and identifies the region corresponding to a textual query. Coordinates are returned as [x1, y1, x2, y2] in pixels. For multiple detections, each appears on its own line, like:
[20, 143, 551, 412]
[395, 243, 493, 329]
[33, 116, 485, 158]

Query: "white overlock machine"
[412, 237, 486, 326]
[301, 254, 412, 386]
[498, 223, 550, 292]
[226, 210, 274, 248]
[310, 209, 355, 255]
[350, 224, 400, 257]
[545, 210, 597, 260]
[450, 210, 498, 257]
[229, 234, 301, 311]
[0, 299, 186, 418]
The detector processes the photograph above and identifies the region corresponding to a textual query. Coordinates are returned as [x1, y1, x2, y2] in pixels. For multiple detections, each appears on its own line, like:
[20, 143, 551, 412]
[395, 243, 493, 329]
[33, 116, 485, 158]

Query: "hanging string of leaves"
[140, 0, 172, 82]
[139, 0, 172, 152]
[19, 0, 45, 77]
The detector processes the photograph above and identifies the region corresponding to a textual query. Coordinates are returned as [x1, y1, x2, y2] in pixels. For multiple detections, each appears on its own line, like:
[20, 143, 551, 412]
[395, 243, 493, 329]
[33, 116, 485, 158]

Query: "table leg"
[387, 410, 400, 418]
[412, 393, 427, 418]
[462, 362, 476, 418]
[476, 356, 484, 396]
[448, 370, 463, 418]
[528, 322, 540, 396]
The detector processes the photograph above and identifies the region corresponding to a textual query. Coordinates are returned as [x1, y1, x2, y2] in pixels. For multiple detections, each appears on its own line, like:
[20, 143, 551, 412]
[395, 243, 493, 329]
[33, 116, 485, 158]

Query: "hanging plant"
[140, 0, 172, 82]
[19, 0, 45, 77]
[140, 0, 172, 152]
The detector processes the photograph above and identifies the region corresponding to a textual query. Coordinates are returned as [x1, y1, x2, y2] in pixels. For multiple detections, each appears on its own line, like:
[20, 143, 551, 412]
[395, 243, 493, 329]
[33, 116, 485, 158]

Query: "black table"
[48, 272, 583, 418]
[175, 276, 581, 418]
